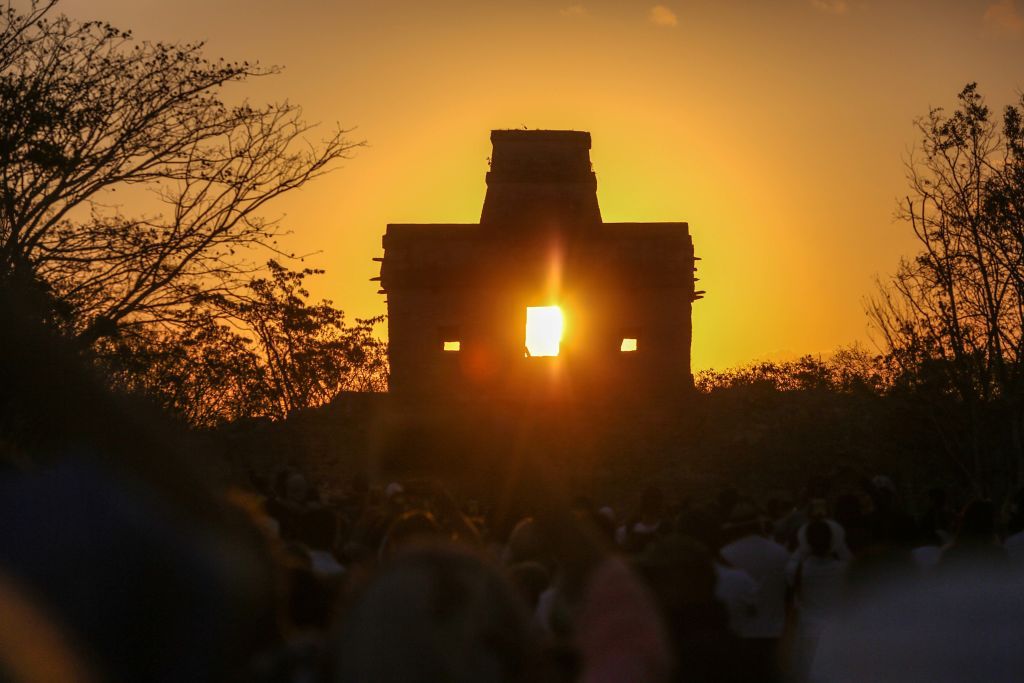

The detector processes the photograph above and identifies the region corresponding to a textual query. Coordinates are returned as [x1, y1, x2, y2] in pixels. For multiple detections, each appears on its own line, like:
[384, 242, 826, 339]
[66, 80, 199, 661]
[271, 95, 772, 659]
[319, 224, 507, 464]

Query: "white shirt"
[714, 562, 758, 636]
[786, 555, 847, 635]
[720, 535, 791, 638]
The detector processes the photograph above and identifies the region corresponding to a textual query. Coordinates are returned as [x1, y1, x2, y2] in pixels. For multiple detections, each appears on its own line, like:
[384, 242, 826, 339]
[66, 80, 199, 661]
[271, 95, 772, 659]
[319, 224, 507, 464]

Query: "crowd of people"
[3, 451, 1024, 682]
[161, 466, 1024, 680]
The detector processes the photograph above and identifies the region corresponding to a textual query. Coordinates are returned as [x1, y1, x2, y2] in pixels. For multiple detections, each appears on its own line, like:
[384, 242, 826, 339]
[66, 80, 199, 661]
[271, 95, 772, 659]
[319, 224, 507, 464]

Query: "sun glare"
[525, 306, 564, 357]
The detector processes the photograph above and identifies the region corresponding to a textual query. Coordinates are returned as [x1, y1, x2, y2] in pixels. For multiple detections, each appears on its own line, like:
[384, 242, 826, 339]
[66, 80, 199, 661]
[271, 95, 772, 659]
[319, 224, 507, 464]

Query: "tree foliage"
[98, 262, 387, 427]
[868, 83, 1024, 494]
[208, 261, 387, 416]
[0, 0, 361, 345]
[695, 345, 890, 395]
[1, 1, 385, 428]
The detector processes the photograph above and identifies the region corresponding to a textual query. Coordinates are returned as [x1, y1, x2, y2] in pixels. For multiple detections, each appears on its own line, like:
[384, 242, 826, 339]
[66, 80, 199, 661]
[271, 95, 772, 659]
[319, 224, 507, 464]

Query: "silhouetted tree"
[96, 309, 266, 427]
[98, 261, 387, 427]
[207, 261, 387, 417]
[694, 345, 889, 394]
[0, 0, 360, 347]
[868, 83, 1024, 495]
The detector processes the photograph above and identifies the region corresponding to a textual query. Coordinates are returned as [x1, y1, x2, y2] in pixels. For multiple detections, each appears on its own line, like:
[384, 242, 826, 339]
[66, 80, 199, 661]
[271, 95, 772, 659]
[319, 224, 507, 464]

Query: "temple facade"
[377, 130, 700, 402]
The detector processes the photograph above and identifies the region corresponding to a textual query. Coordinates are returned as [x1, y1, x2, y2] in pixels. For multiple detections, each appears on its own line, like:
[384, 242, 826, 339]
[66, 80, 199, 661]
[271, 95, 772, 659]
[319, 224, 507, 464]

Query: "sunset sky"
[59, 0, 1024, 370]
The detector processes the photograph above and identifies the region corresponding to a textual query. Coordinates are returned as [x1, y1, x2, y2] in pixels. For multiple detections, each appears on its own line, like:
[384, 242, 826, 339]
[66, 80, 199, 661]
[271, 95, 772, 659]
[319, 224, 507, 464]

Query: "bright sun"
[525, 306, 564, 357]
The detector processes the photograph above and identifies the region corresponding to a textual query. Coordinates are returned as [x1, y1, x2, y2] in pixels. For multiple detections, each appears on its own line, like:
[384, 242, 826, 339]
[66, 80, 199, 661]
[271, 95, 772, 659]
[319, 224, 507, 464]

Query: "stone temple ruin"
[377, 130, 701, 403]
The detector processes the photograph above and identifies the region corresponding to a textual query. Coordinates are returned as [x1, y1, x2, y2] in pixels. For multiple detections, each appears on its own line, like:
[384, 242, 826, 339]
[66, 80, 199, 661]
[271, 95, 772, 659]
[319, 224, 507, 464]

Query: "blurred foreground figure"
[334, 539, 672, 683]
[0, 462, 268, 683]
[809, 569, 1024, 683]
[334, 544, 538, 683]
[0, 286, 275, 682]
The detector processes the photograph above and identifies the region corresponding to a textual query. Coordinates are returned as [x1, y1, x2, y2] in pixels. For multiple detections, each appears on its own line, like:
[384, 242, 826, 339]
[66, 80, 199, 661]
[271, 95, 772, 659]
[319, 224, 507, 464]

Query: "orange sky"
[58, 0, 1024, 370]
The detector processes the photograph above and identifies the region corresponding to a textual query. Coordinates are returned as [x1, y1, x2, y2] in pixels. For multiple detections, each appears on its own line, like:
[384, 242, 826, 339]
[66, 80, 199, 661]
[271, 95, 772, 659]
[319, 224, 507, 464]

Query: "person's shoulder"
[716, 563, 757, 588]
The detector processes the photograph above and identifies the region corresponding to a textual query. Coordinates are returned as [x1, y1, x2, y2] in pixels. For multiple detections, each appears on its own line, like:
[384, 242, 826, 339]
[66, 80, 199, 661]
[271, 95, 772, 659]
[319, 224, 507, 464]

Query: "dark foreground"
[1, 450, 1023, 682]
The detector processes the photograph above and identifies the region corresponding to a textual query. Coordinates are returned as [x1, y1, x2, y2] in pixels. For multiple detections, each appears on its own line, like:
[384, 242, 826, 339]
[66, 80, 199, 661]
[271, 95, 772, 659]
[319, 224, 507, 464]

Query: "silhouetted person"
[378, 509, 443, 560]
[636, 534, 749, 682]
[786, 519, 848, 681]
[616, 486, 666, 554]
[719, 501, 790, 682]
[333, 544, 539, 683]
[675, 506, 757, 638]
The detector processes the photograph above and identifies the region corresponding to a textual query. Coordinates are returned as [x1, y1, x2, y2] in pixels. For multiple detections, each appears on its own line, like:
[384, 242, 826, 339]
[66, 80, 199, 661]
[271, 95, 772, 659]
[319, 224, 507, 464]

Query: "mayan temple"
[377, 130, 700, 403]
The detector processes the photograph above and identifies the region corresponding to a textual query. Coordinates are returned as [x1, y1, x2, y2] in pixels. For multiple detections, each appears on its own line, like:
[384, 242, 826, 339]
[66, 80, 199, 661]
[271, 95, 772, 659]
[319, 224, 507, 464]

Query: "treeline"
[694, 82, 1024, 501]
[683, 349, 935, 501]
[695, 346, 890, 395]
[694, 343, 1021, 501]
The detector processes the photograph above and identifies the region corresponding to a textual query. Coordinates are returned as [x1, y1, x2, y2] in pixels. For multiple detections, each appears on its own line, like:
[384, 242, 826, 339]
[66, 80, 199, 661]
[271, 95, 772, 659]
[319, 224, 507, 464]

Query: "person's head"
[503, 517, 546, 567]
[806, 519, 833, 558]
[334, 544, 537, 683]
[384, 481, 406, 509]
[379, 509, 441, 560]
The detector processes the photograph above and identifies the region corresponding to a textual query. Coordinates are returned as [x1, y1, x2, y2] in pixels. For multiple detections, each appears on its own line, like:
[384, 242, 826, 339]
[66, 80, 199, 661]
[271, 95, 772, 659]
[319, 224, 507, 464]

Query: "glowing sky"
[57, 0, 1024, 369]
